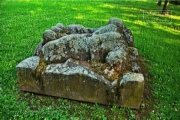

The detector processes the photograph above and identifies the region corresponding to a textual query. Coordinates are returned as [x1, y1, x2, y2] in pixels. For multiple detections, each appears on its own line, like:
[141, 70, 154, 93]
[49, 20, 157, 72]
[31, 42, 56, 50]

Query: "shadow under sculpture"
[16, 18, 144, 109]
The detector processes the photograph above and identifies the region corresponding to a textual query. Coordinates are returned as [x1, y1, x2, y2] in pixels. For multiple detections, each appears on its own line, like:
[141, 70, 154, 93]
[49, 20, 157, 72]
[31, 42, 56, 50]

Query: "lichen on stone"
[56, 23, 64, 29]
[108, 18, 124, 32]
[89, 32, 124, 62]
[120, 73, 144, 85]
[44, 58, 111, 85]
[123, 27, 134, 47]
[93, 24, 118, 35]
[66, 24, 95, 34]
[43, 30, 57, 45]
[17, 18, 144, 109]
[42, 34, 90, 63]
[16, 56, 40, 70]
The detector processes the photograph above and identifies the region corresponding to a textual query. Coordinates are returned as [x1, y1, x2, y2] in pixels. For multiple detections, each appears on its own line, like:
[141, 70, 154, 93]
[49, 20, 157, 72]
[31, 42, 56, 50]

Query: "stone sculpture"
[16, 18, 144, 109]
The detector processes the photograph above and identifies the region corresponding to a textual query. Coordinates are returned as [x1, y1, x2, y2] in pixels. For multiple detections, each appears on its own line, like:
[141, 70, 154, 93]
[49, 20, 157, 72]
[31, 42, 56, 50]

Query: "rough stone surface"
[43, 30, 57, 45]
[129, 47, 139, 62]
[16, 18, 144, 109]
[119, 73, 144, 109]
[93, 24, 118, 35]
[16, 56, 39, 70]
[123, 27, 134, 47]
[16, 56, 43, 93]
[42, 58, 118, 104]
[108, 18, 124, 32]
[42, 34, 90, 63]
[34, 40, 43, 56]
[89, 32, 125, 63]
[66, 24, 96, 34]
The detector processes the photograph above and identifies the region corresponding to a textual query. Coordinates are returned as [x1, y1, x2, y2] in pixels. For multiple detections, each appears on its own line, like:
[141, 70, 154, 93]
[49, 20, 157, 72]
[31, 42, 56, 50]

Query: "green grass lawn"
[0, 0, 180, 119]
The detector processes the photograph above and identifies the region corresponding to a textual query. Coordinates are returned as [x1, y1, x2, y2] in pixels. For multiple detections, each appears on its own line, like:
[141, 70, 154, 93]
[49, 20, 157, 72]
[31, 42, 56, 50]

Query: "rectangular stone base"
[16, 56, 144, 109]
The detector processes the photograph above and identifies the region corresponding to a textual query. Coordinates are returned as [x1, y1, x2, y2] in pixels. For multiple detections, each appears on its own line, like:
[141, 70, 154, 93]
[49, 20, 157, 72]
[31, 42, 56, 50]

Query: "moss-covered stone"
[43, 30, 57, 45]
[42, 34, 90, 63]
[16, 18, 144, 109]
[119, 73, 144, 109]
[108, 18, 124, 32]
[16, 56, 43, 93]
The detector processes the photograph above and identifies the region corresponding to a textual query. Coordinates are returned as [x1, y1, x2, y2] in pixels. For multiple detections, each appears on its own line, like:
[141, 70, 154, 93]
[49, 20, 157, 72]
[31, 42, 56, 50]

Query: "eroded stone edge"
[119, 73, 144, 109]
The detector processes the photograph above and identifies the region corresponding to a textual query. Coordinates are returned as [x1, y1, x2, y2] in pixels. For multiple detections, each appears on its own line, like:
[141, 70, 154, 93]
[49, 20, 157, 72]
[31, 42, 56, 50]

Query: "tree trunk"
[162, 0, 169, 14]
[157, 0, 162, 6]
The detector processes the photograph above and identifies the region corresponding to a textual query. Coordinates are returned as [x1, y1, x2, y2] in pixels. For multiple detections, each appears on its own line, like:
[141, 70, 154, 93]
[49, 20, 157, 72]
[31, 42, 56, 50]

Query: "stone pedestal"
[119, 73, 144, 108]
[16, 18, 144, 109]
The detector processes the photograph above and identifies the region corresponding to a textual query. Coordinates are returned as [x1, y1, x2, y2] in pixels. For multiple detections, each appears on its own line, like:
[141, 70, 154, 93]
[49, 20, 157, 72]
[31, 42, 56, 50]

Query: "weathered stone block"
[16, 56, 43, 93]
[42, 59, 116, 105]
[119, 73, 144, 109]
[16, 18, 144, 109]
[43, 30, 57, 45]
[42, 34, 90, 63]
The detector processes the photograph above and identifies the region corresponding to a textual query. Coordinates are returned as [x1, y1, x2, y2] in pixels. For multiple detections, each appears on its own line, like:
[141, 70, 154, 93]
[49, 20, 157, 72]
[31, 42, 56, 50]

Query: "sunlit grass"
[102, 3, 116, 8]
